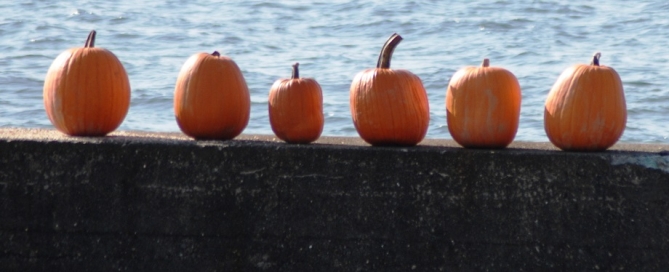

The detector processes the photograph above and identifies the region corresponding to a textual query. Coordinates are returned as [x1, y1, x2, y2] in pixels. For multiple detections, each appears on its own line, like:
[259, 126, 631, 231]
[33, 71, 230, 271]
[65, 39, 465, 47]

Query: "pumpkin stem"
[591, 52, 601, 66]
[292, 62, 300, 79]
[376, 33, 403, 69]
[212, 51, 221, 57]
[482, 58, 490, 67]
[84, 30, 96, 48]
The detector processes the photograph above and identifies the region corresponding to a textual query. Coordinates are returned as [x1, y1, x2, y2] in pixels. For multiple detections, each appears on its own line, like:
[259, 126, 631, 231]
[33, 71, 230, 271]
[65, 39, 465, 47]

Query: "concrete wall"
[1, 128, 669, 271]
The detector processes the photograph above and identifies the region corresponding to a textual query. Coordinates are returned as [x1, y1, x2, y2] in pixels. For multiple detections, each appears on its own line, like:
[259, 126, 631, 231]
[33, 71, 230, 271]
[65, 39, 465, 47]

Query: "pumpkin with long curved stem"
[43, 30, 131, 136]
[544, 52, 627, 151]
[446, 58, 521, 148]
[349, 33, 430, 146]
[174, 51, 250, 140]
[268, 63, 324, 144]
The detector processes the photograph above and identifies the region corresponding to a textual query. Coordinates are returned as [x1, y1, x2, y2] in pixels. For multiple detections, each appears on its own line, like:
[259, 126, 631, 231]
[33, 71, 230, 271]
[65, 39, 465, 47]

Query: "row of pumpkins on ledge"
[43, 30, 627, 152]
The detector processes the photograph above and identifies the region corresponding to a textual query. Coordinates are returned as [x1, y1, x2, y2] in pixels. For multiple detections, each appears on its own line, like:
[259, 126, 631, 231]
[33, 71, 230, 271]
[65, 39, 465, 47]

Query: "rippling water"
[2, 1, 669, 143]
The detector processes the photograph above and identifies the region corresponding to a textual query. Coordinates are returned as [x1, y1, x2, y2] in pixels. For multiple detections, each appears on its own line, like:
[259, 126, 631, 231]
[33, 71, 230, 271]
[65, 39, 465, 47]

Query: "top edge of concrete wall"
[1, 127, 667, 154]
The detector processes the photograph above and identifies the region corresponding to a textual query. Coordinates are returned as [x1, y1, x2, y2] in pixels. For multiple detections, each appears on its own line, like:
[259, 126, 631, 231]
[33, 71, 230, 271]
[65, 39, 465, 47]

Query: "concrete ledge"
[1, 128, 669, 271]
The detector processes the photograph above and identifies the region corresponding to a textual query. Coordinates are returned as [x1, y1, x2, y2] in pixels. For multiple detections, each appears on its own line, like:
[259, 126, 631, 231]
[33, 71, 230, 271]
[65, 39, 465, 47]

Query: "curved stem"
[291, 63, 299, 79]
[482, 58, 490, 67]
[212, 51, 221, 57]
[591, 52, 601, 66]
[376, 33, 403, 69]
[84, 30, 96, 48]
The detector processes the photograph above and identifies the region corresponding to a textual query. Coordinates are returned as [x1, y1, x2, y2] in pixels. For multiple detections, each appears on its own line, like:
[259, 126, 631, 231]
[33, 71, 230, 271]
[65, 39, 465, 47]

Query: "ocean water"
[1, 1, 669, 143]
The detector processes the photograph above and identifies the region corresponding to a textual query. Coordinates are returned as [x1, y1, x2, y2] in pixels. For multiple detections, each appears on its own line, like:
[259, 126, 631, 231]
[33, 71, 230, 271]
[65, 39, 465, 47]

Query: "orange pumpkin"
[349, 33, 430, 146]
[544, 52, 627, 151]
[268, 63, 324, 144]
[43, 30, 131, 136]
[174, 51, 250, 140]
[446, 58, 521, 148]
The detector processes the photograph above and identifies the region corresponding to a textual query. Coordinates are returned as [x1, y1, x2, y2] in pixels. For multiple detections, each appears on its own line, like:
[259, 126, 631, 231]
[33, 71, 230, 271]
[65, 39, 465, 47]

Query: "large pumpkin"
[43, 30, 130, 136]
[446, 58, 521, 148]
[268, 63, 324, 144]
[349, 33, 430, 146]
[174, 51, 250, 140]
[544, 52, 627, 151]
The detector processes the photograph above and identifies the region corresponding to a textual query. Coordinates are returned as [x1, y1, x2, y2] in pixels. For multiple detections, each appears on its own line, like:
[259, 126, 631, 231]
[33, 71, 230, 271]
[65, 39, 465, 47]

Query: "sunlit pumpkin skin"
[544, 52, 627, 151]
[268, 63, 324, 144]
[350, 33, 430, 146]
[174, 51, 250, 140]
[446, 58, 521, 148]
[43, 30, 130, 136]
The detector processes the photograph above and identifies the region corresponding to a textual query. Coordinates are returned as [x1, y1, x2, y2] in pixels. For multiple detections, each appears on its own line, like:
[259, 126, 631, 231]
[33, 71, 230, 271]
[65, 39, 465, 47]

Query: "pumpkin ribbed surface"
[174, 51, 250, 140]
[268, 63, 324, 144]
[446, 59, 521, 148]
[544, 52, 627, 151]
[349, 33, 429, 146]
[43, 30, 130, 136]
[350, 69, 429, 146]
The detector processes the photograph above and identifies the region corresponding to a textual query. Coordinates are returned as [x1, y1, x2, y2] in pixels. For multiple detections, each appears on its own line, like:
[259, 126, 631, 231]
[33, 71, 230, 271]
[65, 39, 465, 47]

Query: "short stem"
[482, 58, 490, 67]
[591, 52, 601, 66]
[292, 63, 299, 79]
[212, 51, 221, 57]
[84, 30, 96, 48]
[376, 33, 403, 69]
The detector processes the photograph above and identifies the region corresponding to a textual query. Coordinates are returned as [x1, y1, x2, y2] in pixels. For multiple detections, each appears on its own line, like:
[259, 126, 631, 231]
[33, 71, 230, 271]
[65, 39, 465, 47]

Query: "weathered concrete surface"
[1, 128, 669, 271]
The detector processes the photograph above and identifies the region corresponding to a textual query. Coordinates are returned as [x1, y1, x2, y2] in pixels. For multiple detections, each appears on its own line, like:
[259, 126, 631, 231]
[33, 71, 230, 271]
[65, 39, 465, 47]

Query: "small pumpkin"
[349, 33, 430, 146]
[544, 52, 627, 151]
[446, 58, 521, 148]
[174, 51, 250, 140]
[268, 63, 324, 144]
[43, 30, 131, 136]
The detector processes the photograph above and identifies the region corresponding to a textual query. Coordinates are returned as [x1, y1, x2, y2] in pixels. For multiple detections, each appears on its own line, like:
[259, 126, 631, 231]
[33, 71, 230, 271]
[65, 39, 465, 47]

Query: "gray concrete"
[1, 128, 669, 271]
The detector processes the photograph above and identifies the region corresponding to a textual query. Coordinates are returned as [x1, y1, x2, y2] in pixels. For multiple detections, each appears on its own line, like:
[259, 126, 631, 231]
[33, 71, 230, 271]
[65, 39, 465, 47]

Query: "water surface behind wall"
[1, 1, 667, 143]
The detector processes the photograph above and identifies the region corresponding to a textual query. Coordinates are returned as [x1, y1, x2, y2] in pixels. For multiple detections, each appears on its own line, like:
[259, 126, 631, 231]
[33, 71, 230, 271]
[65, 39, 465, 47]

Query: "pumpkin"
[268, 63, 324, 144]
[43, 30, 131, 136]
[174, 51, 250, 140]
[446, 58, 521, 148]
[349, 33, 430, 146]
[544, 52, 627, 151]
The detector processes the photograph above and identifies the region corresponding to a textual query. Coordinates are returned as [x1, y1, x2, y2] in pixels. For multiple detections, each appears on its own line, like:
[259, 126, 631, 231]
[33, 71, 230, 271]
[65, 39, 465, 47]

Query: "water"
[2, 1, 669, 143]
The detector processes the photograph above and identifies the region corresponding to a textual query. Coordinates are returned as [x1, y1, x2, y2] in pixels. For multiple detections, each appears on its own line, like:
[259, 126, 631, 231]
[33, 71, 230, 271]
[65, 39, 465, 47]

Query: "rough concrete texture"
[1, 128, 669, 271]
